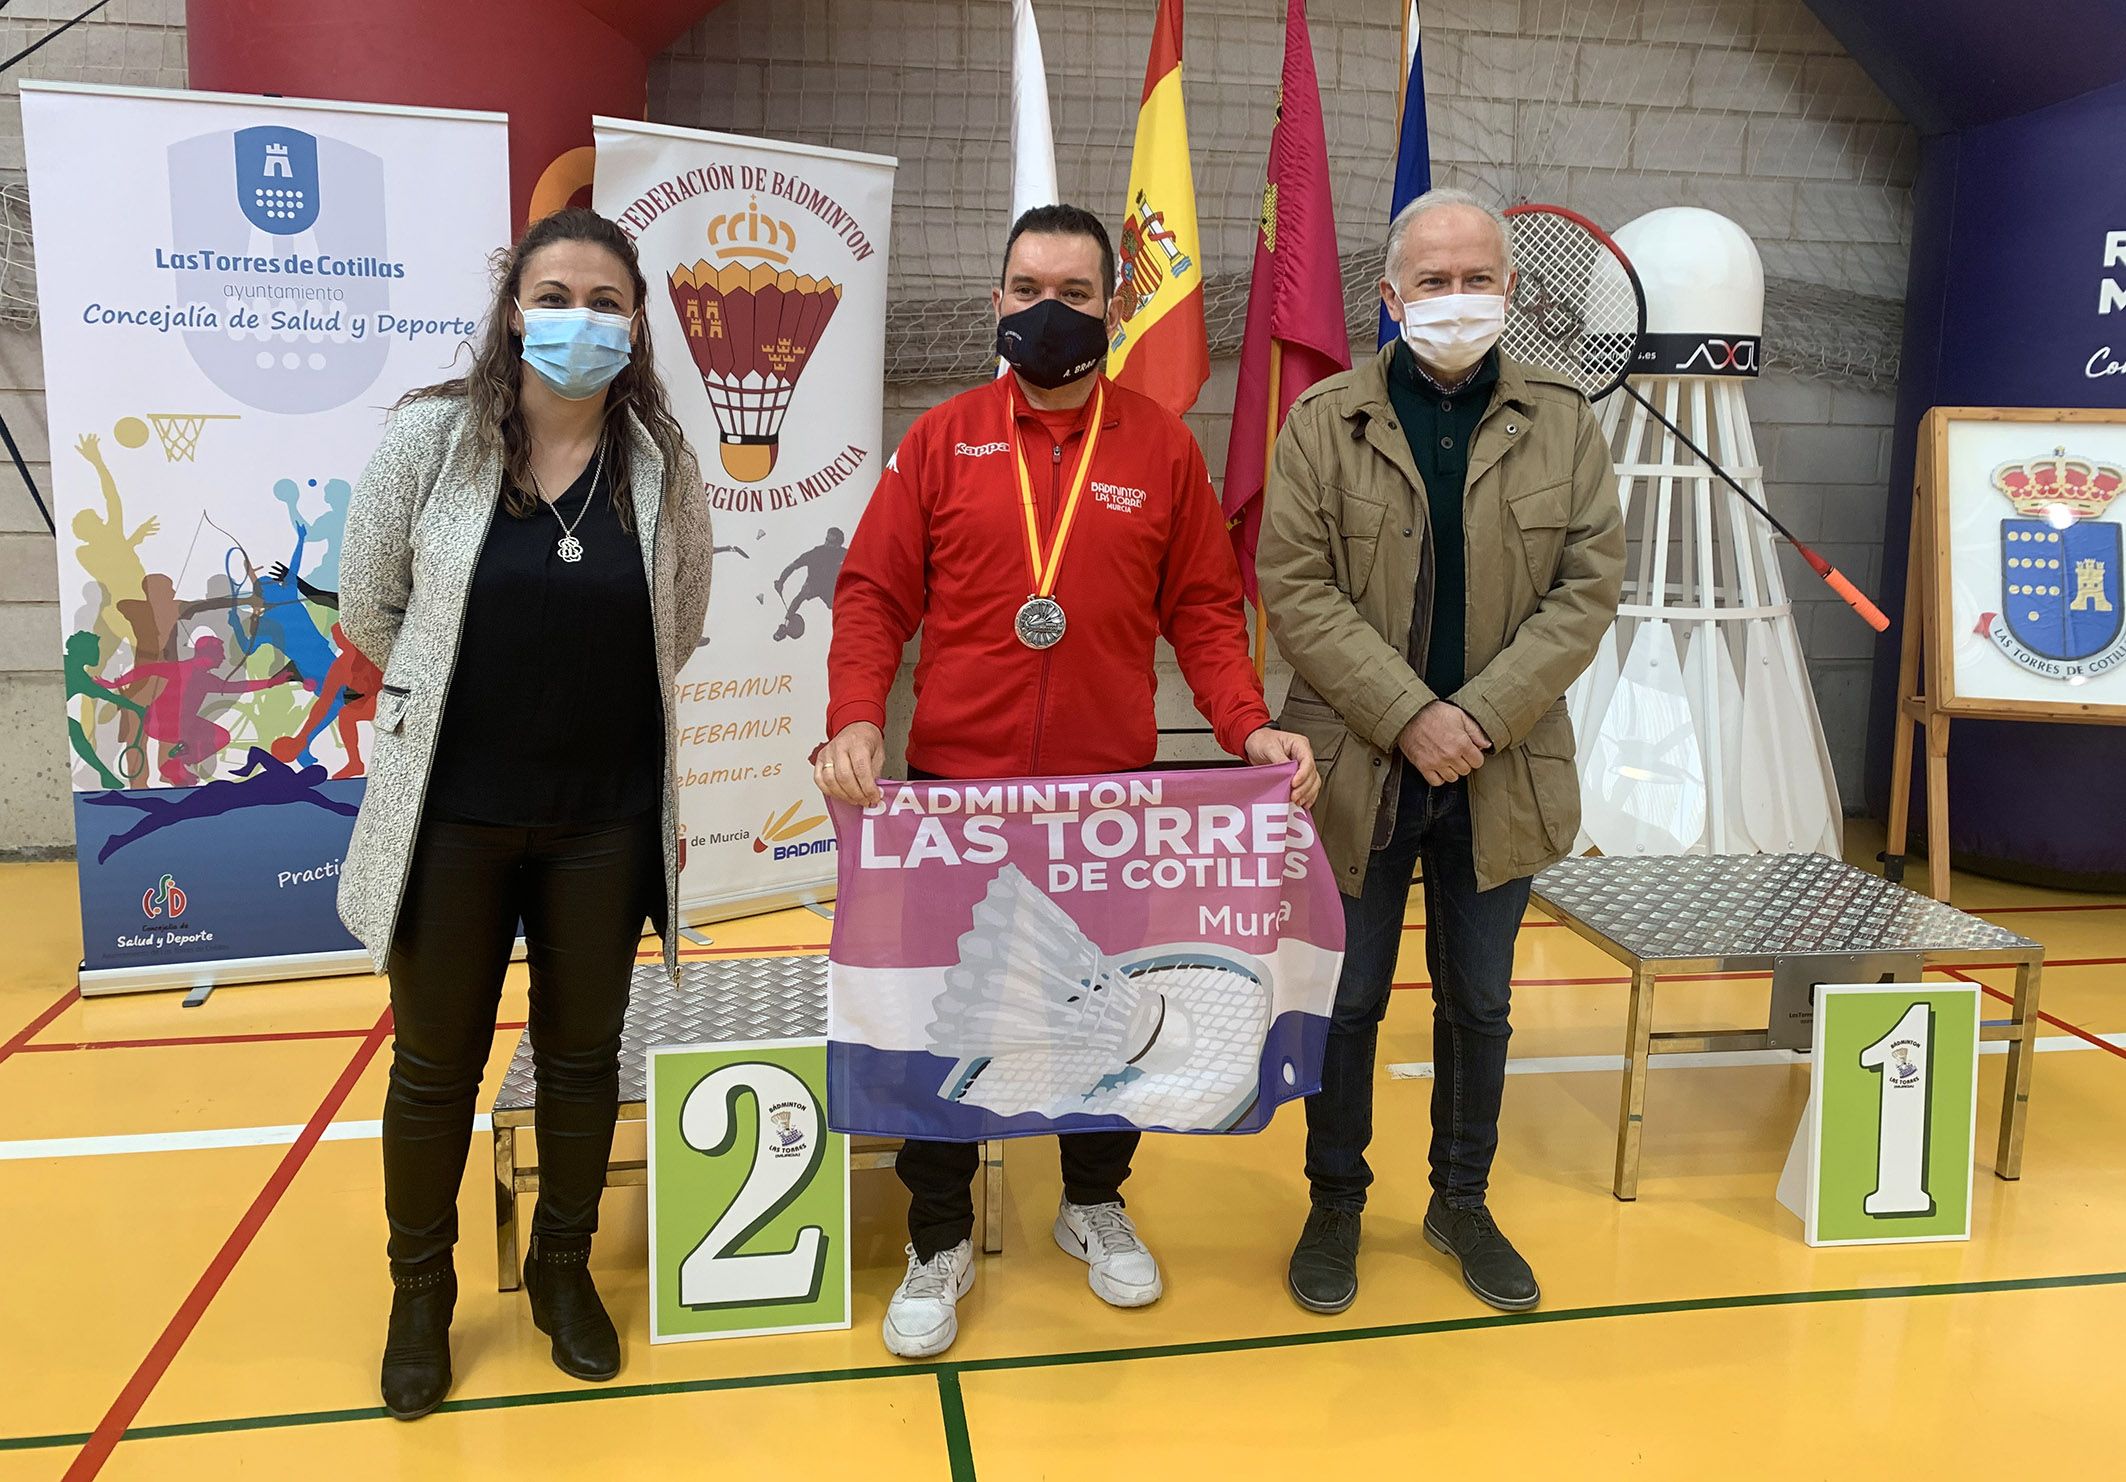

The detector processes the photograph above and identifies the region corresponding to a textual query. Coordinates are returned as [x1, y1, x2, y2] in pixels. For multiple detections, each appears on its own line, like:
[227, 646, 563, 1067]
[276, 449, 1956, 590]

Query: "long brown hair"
[402, 208, 688, 528]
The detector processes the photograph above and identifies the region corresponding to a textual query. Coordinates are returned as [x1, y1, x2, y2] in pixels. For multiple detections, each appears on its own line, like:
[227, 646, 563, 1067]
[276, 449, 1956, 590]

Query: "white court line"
[8, 1035, 2120, 1161]
[1387, 1033, 2124, 1079]
[0, 1114, 490, 1162]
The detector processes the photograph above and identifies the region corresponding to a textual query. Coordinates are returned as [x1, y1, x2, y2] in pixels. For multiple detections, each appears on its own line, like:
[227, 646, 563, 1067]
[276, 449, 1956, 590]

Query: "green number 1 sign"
[647, 1040, 851, 1342]
[1779, 984, 1981, 1246]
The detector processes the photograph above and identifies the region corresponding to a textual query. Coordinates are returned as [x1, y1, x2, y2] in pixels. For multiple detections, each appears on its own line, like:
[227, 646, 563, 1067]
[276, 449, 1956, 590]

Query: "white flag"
[1010, 0, 1058, 220]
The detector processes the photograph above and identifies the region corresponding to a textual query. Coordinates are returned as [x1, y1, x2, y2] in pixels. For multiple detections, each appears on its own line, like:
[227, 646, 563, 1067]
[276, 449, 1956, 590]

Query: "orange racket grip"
[1824, 567, 1890, 632]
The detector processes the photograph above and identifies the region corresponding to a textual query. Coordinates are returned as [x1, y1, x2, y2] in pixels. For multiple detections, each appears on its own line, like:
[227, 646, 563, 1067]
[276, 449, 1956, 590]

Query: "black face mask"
[995, 297, 1110, 389]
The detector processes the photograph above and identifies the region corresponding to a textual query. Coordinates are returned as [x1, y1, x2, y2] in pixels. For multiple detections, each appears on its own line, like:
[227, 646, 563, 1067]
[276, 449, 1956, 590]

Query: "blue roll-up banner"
[1872, 77, 2126, 879]
[21, 83, 511, 993]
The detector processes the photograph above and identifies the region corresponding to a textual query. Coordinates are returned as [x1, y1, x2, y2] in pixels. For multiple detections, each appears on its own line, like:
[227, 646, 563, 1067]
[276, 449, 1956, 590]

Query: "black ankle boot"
[524, 1237, 620, 1382]
[380, 1262, 455, 1420]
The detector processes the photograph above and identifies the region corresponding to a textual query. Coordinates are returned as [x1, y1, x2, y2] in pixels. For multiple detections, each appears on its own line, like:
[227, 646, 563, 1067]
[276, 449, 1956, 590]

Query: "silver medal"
[1015, 595, 1066, 649]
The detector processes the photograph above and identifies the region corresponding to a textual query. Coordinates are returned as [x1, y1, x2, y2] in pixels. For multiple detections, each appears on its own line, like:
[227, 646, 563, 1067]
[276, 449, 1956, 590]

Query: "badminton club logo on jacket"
[1092, 479, 1148, 514]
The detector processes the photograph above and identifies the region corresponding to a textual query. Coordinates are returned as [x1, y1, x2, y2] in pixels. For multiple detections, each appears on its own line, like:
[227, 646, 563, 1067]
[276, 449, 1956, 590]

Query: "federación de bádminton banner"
[593, 120, 896, 919]
[826, 766, 1344, 1139]
[22, 83, 509, 992]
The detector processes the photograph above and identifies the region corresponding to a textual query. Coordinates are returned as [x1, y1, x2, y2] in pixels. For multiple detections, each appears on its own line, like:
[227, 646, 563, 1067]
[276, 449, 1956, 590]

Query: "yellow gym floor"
[3, 827, 2121, 1479]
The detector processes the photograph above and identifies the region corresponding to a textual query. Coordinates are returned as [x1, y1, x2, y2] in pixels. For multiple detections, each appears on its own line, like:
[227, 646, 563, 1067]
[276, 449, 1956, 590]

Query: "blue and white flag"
[824, 766, 1346, 1141]
[1378, 0, 1433, 347]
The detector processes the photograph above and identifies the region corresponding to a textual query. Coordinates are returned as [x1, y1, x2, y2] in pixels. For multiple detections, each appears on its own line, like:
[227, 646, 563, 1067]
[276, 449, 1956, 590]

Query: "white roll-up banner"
[22, 82, 510, 994]
[592, 120, 897, 919]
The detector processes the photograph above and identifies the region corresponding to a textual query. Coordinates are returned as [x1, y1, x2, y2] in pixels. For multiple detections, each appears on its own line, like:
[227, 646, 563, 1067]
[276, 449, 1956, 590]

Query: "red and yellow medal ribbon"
[1009, 381, 1106, 599]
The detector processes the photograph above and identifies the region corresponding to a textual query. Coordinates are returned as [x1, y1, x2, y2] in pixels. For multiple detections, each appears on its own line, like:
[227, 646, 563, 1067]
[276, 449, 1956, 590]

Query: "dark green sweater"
[1384, 342, 1499, 697]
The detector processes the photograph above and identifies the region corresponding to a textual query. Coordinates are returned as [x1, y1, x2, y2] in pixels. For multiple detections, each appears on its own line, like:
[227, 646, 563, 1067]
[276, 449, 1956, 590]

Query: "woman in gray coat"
[338, 208, 712, 1419]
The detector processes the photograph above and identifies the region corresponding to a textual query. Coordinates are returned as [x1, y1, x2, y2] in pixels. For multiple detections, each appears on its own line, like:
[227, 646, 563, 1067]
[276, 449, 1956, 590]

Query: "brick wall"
[0, 0, 1913, 851]
[657, 0, 1912, 790]
[0, 1, 191, 854]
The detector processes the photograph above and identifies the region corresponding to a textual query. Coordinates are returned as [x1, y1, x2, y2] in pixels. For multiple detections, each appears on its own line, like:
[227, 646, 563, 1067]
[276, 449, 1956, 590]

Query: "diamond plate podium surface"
[487, 953, 1004, 1288]
[1533, 853, 2041, 966]
[494, 958, 829, 1115]
[1529, 853, 2045, 1200]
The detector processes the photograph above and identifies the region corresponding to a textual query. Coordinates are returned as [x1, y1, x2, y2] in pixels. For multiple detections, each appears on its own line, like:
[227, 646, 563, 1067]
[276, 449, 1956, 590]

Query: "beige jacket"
[1257, 345, 1624, 895]
[337, 395, 713, 975]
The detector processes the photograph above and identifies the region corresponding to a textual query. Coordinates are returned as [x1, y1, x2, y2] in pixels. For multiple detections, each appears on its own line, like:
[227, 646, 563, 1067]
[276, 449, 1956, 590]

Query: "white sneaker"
[881, 1241, 975, 1358]
[1053, 1201, 1164, 1308]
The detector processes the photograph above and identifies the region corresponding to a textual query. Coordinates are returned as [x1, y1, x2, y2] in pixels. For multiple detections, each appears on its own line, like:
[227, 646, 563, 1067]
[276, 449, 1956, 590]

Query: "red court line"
[1932, 955, 2126, 973]
[1384, 956, 2126, 995]
[1938, 968, 2126, 1064]
[63, 1006, 396, 1482]
[1391, 970, 1769, 992]
[1389, 960, 2121, 994]
[1402, 920, 1560, 933]
[0, 985, 79, 1069]
[1974, 902, 2126, 915]
[19, 1018, 526, 1055]
[21, 1026, 376, 1054]
[640, 944, 830, 960]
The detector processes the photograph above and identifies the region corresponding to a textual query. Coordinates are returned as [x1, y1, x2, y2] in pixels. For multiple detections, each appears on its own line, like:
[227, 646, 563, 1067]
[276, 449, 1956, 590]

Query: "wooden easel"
[1883, 407, 2126, 899]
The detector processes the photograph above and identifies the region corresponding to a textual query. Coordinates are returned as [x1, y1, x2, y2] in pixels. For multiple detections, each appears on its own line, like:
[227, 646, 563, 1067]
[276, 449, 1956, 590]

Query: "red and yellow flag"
[1221, 0, 1350, 602]
[1106, 0, 1209, 416]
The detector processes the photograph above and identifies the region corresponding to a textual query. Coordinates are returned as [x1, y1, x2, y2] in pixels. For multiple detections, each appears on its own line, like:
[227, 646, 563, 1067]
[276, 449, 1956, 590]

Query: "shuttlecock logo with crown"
[668, 198, 843, 485]
[924, 867, 1273, 1130]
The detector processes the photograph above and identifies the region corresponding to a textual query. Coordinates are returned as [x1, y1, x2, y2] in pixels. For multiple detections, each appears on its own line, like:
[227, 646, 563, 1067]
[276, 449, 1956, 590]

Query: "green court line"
[6, 1267, 2122, 1455]
[936, 1370, 977, 1481]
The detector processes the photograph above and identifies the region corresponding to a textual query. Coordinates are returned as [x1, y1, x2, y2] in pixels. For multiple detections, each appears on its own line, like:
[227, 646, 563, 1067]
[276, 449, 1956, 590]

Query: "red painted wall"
[184, 0, 725, 225]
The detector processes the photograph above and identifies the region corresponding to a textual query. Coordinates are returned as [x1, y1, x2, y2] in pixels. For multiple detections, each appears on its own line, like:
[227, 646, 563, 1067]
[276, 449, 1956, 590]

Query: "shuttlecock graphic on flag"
[926, 867, 1272, 1128]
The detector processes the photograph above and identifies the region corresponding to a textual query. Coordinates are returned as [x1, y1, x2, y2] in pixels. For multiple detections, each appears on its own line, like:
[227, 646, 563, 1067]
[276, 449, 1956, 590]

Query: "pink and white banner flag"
[826, 764, 1344, 1139]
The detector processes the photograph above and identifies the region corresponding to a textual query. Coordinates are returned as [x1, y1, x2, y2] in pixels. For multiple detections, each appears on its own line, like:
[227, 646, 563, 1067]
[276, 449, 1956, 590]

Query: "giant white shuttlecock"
[927, 868, 1269, 1126]
[1567, 206, 1842, 859]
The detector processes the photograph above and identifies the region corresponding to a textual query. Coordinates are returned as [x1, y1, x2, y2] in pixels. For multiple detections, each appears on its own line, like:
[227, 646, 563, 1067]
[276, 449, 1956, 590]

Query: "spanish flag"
[1106, 0, 1209, 416]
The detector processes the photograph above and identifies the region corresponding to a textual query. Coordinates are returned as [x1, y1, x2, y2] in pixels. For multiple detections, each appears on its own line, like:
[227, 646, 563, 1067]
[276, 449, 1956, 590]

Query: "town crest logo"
[1976, 449, 2125, 681]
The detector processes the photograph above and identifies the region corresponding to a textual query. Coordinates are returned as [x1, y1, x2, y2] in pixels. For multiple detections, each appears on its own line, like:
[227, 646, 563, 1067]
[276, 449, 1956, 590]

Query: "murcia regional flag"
[1107, 0, 1209, 416]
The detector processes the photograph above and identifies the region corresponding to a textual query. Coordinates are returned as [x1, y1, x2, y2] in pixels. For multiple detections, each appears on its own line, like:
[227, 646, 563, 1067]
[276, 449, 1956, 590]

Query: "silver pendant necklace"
[532, 432, 607, 563]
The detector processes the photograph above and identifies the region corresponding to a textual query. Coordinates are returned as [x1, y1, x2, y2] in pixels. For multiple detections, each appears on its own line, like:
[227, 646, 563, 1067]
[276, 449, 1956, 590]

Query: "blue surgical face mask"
[516, 303, 635, 400]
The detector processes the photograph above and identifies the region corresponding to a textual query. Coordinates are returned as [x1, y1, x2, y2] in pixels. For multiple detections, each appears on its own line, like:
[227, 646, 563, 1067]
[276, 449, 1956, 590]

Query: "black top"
[426, 456, 663, 827]
[1385, 342, 1500, 697]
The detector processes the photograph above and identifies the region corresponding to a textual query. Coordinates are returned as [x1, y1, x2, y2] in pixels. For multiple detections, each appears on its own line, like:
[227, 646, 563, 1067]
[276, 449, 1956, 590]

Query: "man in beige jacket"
[1258, 188, 1623, 1317]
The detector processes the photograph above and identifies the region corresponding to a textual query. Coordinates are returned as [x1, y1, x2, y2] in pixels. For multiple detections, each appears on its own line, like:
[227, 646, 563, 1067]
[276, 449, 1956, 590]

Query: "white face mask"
[1395, 290, 1506, 376]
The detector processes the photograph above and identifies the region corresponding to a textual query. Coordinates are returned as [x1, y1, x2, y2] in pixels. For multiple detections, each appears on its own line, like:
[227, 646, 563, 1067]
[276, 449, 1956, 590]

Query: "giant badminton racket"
[1501, 204, 1889, 633]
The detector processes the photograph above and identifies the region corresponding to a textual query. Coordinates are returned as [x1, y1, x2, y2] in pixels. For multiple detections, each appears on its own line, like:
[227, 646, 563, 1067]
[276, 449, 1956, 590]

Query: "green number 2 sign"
[648, 1040, 851, 1342]
[1786, 984, 1980, 1247]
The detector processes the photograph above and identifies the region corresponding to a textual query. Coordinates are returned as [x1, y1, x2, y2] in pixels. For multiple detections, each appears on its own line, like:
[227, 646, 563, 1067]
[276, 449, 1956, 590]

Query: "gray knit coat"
[335, 394, 713, 977]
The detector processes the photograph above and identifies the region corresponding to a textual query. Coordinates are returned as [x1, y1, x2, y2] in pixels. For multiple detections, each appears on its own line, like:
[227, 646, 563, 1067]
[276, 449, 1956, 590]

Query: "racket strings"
[1502, 212, 1641, 399]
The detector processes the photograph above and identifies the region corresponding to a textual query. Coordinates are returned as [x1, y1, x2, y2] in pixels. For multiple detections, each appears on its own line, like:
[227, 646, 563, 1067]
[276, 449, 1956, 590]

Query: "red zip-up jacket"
[827, 373, 1271, 778]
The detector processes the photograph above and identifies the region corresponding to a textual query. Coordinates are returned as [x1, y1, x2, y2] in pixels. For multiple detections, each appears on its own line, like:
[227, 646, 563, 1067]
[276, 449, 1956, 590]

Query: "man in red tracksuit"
[817, 204, 1319, 1358]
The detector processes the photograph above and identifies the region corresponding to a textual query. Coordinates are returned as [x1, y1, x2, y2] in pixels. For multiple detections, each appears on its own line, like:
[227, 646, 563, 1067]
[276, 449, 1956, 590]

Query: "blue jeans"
[1306, 769, 1532, 1212]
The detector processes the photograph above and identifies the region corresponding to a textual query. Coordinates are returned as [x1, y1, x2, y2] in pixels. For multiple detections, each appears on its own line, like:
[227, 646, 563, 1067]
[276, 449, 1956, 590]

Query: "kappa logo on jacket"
[953, 440, 1009, 458]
